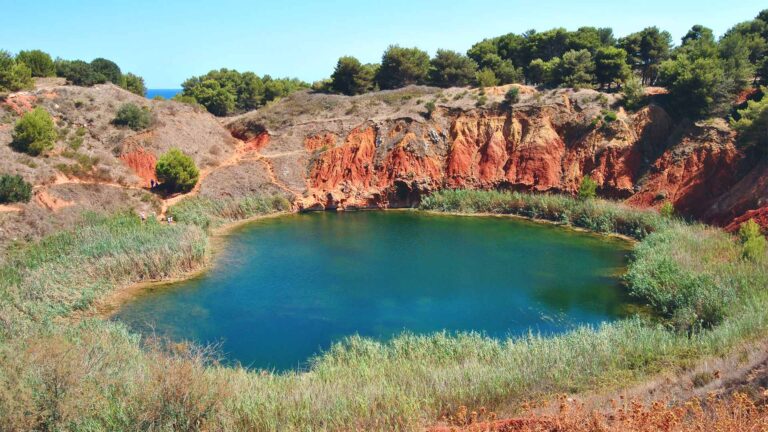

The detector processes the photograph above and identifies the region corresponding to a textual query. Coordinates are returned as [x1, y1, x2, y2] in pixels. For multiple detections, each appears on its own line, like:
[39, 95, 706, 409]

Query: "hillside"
[2, 80, 765, 251]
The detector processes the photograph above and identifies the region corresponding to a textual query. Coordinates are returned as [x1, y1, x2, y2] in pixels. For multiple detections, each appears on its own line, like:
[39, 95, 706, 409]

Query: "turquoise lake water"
[114, 211, 634, 371]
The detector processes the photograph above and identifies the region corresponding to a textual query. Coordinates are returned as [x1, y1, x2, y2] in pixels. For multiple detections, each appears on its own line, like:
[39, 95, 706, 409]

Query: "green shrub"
[11, 107, 57, 155]
[55, 59, 106, 86]
[739, 219, 766, 262]
[475, 68, 499, 88]
[0, 174, 32, 203]
[15, 49, 55, 77]
[155, 148, 199, 193]
[121, 73, 146, 96]
[578, 176, 598, 200]
[659, 202, 675, 218]
[424, 101, 436, 118]
[602, 110, 618, 123]
[90, 58, 122, 84]
[503, 87, 520, 106]
[113, 103, 152, 131]
[0, 50, 33, 92]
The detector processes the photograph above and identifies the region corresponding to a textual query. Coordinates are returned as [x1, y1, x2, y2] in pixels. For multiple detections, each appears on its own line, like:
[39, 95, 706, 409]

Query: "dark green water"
[114, 211, 634, 371]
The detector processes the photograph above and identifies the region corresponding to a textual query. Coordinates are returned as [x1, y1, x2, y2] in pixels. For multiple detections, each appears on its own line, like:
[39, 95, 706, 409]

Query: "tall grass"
[0, 211, 207, 337]
[168, 194, 292, 230]
[420, 189, 664, 240]
[0, 191, 766, 430]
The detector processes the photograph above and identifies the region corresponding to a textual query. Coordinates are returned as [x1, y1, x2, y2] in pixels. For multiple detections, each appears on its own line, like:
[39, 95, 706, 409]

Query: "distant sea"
[145, 89, 182, 100]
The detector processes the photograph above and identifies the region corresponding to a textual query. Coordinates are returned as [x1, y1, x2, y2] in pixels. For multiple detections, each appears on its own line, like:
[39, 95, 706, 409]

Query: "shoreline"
[87, 211, 292, 319]
[91, 208, 634, 320]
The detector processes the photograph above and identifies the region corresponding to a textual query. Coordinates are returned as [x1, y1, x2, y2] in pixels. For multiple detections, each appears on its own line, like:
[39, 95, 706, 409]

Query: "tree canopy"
[15, 50, 55, 77]
[181, 69, 308, 116]
[376, 45, 431, 89]
[0, 51, 33, 92]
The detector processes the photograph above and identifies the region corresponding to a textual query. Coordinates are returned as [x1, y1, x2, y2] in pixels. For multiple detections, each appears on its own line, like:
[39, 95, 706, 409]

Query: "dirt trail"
[0, 204, 22, 213]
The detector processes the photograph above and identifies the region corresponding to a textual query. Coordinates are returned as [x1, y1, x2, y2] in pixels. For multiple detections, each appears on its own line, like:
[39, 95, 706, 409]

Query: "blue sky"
[2, 0, 765, 88]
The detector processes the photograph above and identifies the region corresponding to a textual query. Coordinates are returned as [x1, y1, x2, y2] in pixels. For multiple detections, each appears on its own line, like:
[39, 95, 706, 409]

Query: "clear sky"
[2, 0, 765, 88]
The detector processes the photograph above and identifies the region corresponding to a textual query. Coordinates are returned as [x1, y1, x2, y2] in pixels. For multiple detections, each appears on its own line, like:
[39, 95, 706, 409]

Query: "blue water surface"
[115, 211, 635, 371]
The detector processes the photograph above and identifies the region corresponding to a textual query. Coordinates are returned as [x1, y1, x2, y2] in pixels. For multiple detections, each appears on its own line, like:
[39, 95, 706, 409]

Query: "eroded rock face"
[225, 87, 764, 230]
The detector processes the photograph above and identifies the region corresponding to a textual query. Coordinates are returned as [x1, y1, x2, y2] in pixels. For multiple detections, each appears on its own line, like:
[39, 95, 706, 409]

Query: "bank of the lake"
[1, 191, 766, 431]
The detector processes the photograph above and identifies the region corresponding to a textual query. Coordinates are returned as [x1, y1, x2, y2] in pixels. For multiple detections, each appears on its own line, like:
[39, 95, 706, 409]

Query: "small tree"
[376, 45, 431, 89]
[578, 176, 598, 199]
[659, 202, 675, 218]
[429, 49, 478, 87]
[475, 68, 499, 87]
[0, 50, 33, 92]
[113, 103, 152, 131]
[122, 73, 146, 96]
[622, 74, 645, 110]
[594, 46, 630, 90]
[15, 50, 55, 77]
[11, 107, 57, 155]
[0, 174, 32, 203]
[330, 56, 376, 95]
[55, 59, 106, 86]
[503, 87, 520, 106]
[155, 148, 199, 193]
[739, 219, 766, 261]
[90, 58, 122, 84]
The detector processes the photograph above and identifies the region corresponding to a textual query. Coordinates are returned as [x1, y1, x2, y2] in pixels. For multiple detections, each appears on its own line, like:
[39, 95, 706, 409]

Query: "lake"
[114, 211, 635, 371]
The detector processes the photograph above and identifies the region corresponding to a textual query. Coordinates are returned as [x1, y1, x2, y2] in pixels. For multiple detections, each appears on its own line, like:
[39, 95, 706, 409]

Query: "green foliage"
[578, 176, 598, 200]
[121, 73, 146, 96]
[423, 101, 436, 118]
[731, 87, 768, 152]
[330, 56, 377, 95]
[89, 58, 122, 84]
[376, 45, 431, 89]
[558, 49, 595, 88]
[155, 148, 199, 193]
[659, 202, 675, 218]
[0, 50, 33, 92]
[658, 54, 725, 118]
[594, 46, 630, 89]
[113, 103, 152, 131]
[169, 194, 291, 230]
[11, 107, 57, 155]
[503, 87, 520, 106]
[619, 27, 672, 85]
[15, 49, 55, 77]
[475, 68, 498, 88]
[528, 58, 560, 87]
[181, 69, 308, 115]
[429, 49, 478, 87]
[0, 174, 32, 203]
[602, 109, 618, 122]
[55, 59, 106, 86]
[739, 219, 767, 262]
[622, 74, 645, 110]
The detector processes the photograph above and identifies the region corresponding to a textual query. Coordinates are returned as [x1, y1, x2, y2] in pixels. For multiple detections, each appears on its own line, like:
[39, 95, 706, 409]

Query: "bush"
[739, 219, 766, 262]
[376, 45, 431, 89]
[424, 101, 436, 118]
[113, 103, 152, 131]
[659, 202, 675, 218]
[15, 50, 55, 77]
[90, 58, 122, 84]
[0, 174, 32, 203]
[475, 68, 499, 87]
[11, 107, 57, 155]
[578, 176, 598, 200]
[0, 51, 33, 92]
[602, 110, 618, 123]
[121, 73, 146, 96]
[55, 60, 106, 86]
[503, 87, 520, 106]
[156, 149, 199, 193]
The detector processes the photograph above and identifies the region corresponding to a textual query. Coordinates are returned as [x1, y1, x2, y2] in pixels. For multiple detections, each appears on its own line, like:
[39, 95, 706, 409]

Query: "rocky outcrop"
[224, 86, 764, 229]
